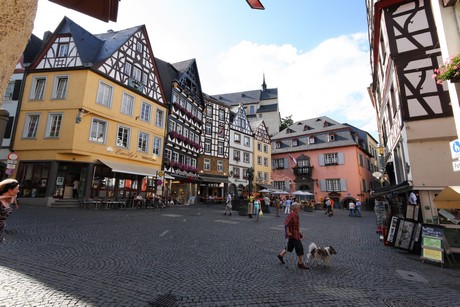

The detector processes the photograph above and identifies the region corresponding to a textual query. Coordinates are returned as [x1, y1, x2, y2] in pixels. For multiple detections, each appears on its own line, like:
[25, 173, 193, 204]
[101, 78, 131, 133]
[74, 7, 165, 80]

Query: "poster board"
[420, 224, 444, 264]
[394, 219, 415, 250]
[386, 216, 399, 245]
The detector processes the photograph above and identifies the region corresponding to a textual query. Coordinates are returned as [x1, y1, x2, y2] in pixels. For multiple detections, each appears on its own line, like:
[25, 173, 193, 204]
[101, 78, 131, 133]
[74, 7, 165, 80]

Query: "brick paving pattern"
[0, 205, 459, 306]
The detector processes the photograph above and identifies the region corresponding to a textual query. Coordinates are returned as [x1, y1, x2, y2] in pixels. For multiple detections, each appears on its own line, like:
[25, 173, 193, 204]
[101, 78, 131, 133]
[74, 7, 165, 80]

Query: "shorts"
[286, 238, 304, 256]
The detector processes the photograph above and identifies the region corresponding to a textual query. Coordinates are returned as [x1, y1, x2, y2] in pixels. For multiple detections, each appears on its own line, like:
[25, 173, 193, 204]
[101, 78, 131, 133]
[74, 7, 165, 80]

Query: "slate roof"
[154, 57, 178, 103]
[211, 88, 278, 106]
[271, 116, 363, 154]
[23, 34, 42, 64]
[50, 17, 141, 67]
[257, 103, 278, 113]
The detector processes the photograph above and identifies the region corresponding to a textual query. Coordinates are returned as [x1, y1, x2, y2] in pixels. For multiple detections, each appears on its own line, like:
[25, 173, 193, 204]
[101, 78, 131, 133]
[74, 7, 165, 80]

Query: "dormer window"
[328, 133, 335, 142]
[292, 138, 298, 147]
[303, 125, 312, 131]
[276, 141, 281, 149]
[324, 121, 330, 127]
[309, 136, 315, 144]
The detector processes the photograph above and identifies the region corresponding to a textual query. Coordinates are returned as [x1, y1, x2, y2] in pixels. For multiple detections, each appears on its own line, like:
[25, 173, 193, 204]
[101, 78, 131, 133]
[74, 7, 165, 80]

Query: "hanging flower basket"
[433, 53, 460, 84]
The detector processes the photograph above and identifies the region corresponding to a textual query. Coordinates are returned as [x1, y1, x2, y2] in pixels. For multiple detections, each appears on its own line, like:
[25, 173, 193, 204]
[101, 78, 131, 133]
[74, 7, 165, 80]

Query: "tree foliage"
[279, 115, 293, 131]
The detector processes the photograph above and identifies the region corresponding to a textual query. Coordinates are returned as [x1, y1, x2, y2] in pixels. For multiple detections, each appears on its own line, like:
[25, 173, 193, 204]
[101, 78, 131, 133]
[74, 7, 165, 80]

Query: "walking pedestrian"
[277, 202, 309, 269]
[72, 178, 79, 199]
[325, 197, 333, 217]
[274, 196, 281, 217]
[356, 200, 362, 217]
[284, 196, 292, 214]
[349, 200, 356, 217]
[254, 197, 261, 222]
[224, 192, 232, 216]
[264, 195, 271, 213]
[0, 179, 20, 243]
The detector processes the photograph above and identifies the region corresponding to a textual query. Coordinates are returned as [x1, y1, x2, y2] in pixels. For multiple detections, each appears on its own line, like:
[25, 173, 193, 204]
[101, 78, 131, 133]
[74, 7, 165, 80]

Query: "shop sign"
[453, 160, 460, 172]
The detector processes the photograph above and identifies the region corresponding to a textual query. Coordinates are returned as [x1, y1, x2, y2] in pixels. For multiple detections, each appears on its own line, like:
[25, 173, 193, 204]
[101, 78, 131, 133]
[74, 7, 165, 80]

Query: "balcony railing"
[293, 166, 312, 176]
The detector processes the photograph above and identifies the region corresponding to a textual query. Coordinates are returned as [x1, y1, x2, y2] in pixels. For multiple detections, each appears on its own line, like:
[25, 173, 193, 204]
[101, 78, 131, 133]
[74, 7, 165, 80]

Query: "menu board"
[420, 224, 444, 264]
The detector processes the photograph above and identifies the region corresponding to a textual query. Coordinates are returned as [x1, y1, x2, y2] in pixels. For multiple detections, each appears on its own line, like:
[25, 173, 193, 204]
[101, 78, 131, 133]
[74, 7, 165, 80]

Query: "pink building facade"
[271, 117, 379, 209]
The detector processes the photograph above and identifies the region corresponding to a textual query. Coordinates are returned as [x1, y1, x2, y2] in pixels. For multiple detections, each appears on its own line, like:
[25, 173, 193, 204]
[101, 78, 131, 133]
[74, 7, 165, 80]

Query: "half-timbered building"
[212, 75, 280, 137]
[197, 93, 231, 202]
[228, 104, 254, 197]
[155, 57, 205, 205]
[366, 0, 458, 223]
[249, 120, 273, 193]
[12, 17, 167, 206]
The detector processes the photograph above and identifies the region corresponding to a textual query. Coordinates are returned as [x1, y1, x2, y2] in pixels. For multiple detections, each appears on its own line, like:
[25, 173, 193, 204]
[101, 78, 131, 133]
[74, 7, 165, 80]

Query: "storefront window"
[16, 162, 51, 198]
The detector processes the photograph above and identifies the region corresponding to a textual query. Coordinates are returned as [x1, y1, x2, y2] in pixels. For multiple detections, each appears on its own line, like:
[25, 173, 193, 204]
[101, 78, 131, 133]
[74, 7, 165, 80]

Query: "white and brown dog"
[307, 242, 337, 266]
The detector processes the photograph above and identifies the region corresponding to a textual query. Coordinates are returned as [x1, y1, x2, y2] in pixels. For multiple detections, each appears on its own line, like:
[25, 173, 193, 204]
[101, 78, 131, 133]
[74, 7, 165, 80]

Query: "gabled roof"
[93, 26, 141, 64]
[212, 87, 278, 106]
[273, 116, 342, 140]
[249, 119, 264, 131]
[154, 57, 178, 103]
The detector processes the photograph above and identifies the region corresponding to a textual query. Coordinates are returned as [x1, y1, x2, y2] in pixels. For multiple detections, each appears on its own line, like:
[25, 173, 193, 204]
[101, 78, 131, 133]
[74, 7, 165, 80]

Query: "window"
[274, 181, 286, 190]
[153, 137, 162, 156]
[51, 76, 68, 99]
[233, 150, 240, 161]
[234, 133, 241, 143]
[137, 132, 149, 152]
[292, 139, 298, 147]
[328, 134, 335, 142]
[244, 136, 250, 146]
[324, 153, 339, 165]
[140, 102, 152, 122]
[206, 105, 213, 117]
[217, 160, 223, 172]
[264, 144, 268, 153]
[257, 171, 263, 181]
[155, 109, 164, 127]
[204, 159, 211, 171]
[177, 125, 183, 135]
[90, 118, 107, 143]
[172, 151, 179, 162]
[326, 179, 341, 192]
[184, 128, 189, 140]
[57, 43, 69, 57]
[30, 77, 46, 100]
[358, 153, 364, 167]
[264, 157, 268, 166]
[204, 138, 211, 153]
[275, 141, 281, 149]
[243, 152, 250, 163]
[361, 178, 367, 192]
[169, 120, 176, 133]
[273, 158, 285, 169]
[257, 143, 262, 151]
[264, 172, 268, 181]
[4, 81, 15, 100]
[218, 141, 224, 155]
[232, 167, 240, 178]
[257, 156, 262, 165]
[120, 93, 134, 116]
[192, 158, 197, 168]
[205, 123, 212, 135]
[23, 114, 40, 138]
[132, 66, 142, 82]
[165, 149, 172, 161]
[124, 62, 132, 75]
[309, 136, 315, 144]
[136, 41, 143, 53]
[45, 113, 62, 138]
[249, 106, 255, 115]
[117, 126, 130, 148]
[96, 82, 113, 107]
[218, 109, 225, 120]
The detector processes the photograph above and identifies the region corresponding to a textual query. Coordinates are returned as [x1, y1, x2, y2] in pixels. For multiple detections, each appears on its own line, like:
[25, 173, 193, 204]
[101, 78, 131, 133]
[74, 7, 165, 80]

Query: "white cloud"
[204, 33, 378, 138]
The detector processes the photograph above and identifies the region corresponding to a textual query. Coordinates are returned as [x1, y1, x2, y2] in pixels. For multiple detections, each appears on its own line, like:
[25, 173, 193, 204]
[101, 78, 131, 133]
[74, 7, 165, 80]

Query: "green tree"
[279, 115, 293, 131]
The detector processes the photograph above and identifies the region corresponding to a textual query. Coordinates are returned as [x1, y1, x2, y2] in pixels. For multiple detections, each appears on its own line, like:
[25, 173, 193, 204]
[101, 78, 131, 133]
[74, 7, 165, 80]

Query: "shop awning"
[200, 175, 230, 184]
[98, 159, 159, 177]
[434, 186, 460, 209]
[372, 181, 412, 196]
[257, 183, 275, 190]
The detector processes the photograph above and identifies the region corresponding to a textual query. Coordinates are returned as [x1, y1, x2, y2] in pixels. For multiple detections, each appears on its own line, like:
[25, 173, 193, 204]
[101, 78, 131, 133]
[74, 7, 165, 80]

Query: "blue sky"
[33, 0, 377, 138]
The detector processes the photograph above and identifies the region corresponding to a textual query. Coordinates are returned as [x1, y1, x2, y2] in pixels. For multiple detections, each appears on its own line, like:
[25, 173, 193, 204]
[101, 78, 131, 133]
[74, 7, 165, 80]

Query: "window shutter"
[284, 158, 288, 169]
[12, 80, 22, 100]
[320, 180, 326, 191]
[340, 179, 347, 191]
[319, 154, 325, 166]
[338, 152, 345, 165]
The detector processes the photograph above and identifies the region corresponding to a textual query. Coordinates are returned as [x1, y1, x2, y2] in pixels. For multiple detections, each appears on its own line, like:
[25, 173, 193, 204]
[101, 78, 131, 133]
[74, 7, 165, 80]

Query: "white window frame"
[30, 77, 46, 100]
[155, 109, 164, 127]
[90, 118, 107, 144]
[132, 66, 142, 82]
[140, 102, 152, 122]
[96, 81, 113, 108]
[326, 179, 341, 192]
[45, 113, 63, 138]
[217, 160, 223, 172]
[243, 152, 250, 163]
[204, 159, 211, 171]
[52, 75, 68, 99]
[234, 133, 241, 143]
[124, 62, 132, 75]
[137, 132, 149, 153]
[117, 126, 130, 148]
[121, 92, 134, 116]
[153, 136, 162, 156]
[204, 139, 211, 153]
[23, 113, 40, 138]
[57, 43, 69, 57]
[257, 155, 262, 165]
[244, 136, 250, 147]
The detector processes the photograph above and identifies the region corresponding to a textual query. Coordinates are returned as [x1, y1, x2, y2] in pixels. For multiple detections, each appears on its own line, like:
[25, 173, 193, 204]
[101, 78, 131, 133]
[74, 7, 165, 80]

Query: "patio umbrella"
[258, 189, 271, 193]
[271, 191, 289, 195]
[291, 190, 313, 196]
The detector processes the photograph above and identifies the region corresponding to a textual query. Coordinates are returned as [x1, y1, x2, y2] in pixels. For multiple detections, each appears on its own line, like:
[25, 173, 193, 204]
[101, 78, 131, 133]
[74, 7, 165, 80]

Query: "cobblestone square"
[0, 205, 459, 306]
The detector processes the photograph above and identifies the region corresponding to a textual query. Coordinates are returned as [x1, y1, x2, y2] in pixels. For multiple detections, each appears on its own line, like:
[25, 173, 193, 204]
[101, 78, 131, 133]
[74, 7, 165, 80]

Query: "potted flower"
[433, 53, 460, 84]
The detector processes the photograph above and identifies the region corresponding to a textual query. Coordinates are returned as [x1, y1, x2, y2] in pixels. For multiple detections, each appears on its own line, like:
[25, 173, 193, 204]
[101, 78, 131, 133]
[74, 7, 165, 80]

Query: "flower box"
[433, 53, 460, 84]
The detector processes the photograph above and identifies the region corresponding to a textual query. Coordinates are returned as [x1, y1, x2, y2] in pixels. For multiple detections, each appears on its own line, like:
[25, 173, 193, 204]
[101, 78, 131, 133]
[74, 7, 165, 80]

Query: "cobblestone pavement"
[0, 205, 459, 307]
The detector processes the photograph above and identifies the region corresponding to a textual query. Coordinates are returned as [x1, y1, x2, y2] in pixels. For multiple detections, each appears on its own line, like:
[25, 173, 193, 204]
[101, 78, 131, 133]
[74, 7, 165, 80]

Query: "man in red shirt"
[277, 202, 309, 269]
